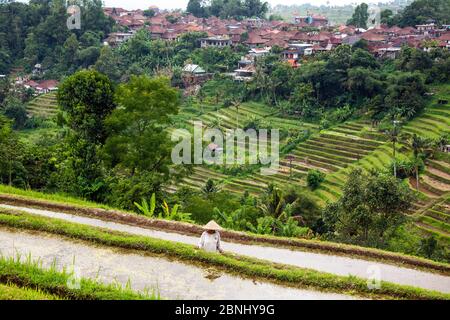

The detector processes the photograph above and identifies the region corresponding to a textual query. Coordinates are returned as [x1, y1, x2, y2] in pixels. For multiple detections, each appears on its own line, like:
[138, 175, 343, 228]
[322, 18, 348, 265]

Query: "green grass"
[419, 216, 450, 234]
[0, 254, 157, 300]
[0, 210, 448, 300]
[0, 185, 118, 211]
[0, 282, 61, 300]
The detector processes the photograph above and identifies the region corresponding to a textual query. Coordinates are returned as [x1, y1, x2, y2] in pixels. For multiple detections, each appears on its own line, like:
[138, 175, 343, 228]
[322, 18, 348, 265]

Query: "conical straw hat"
[203, 220, 222, 231]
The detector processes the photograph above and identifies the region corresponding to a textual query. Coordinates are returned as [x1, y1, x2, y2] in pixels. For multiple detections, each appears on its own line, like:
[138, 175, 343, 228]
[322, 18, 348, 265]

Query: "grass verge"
[0, 282, 60, 300]
[0, 209, 448, 300]
[0, 254, 157, 300]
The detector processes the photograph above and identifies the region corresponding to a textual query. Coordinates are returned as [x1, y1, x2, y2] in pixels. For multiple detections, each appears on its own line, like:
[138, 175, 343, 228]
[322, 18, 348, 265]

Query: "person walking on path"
[198, 220, 224, 253]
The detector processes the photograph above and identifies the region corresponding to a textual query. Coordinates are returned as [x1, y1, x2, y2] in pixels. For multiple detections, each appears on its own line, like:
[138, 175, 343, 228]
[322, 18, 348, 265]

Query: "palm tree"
[259, 185, 285, 219]
[202, 178, 219, 195]
[409, 134, 432, 189]
[231, 97, 242, 128]
[385, 121, 401, 178]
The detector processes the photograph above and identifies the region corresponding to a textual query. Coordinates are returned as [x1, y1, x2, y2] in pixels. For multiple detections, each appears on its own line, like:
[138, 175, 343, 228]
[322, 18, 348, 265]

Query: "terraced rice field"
[169, 102, 319, 194]
[173, 85, 450, 209]
[416, 196, 450, 245]
[397, 85, 450, 242]
[410, 157, 450, 243]
[307, 122, 391, 204]
[402, 84, 450, 139]
[223, 121, 388, 200]
[26, 92, 58, 118]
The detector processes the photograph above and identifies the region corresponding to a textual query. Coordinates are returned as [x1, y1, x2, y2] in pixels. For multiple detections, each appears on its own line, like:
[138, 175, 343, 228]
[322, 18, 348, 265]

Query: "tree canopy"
[186, 0, 269, 19]
[346, 3, 369, 29]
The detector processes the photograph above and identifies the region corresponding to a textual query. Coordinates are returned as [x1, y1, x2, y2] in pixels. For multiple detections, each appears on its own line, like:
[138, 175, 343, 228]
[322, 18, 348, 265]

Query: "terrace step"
[313, 136, 377, 153]
[319, 133, 382, 148]
[292, 150, 347, 169]
[408, 177, 440, 198]
[329, 128, 360, 135]
[427, 160, 450, 175]
[418, 215, 450, 234]
[421, 175, 450, 195]
[415, 222, 450, 243]
[425, 209, 450, 223]
[425, 167, 450, 185]
[295, 143, 359, 162]
[301, 141, 366, 159]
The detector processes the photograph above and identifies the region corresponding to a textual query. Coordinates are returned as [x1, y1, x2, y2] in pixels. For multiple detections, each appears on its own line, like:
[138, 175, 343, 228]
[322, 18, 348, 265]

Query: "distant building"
[377, 47, 402, 59]
[293, 14, 328, 28]
[24, 79, 59, 94]
[416, 23, 436, 34]
[182, 64, 211, 86]
[105, 32, 134, 46]
[281, 44, 313, 68]
[200, 36, 232, 48]
[438, 33, 450, 49]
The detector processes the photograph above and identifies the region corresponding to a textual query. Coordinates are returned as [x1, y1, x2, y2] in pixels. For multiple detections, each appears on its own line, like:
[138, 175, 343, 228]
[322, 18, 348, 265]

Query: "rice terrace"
[0, 0, 449, 314]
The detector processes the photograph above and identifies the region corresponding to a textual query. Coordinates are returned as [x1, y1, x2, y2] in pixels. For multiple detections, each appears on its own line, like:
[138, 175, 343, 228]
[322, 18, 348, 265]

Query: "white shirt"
[198, 231, 222, 253]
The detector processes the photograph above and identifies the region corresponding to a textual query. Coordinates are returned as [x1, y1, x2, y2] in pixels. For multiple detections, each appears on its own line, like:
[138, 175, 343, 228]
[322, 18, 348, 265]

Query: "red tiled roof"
[245, 32, 269, 45]
[25, 80, 39, 87]
[361, 32, 386, 42]
[438, 32, 450, 41]
[36, 80, 59, 89]
[148, 25, 165, 34]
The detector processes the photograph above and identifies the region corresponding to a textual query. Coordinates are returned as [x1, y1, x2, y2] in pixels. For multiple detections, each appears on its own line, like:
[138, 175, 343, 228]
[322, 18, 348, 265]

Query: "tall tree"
[57, 70, 115, 199]
[103, 76, 179, 175]
[322, 169, 413, 245]
[347, 3, 369, 29]
[187, 0, 208, 18]
[395, 0, 450, 27]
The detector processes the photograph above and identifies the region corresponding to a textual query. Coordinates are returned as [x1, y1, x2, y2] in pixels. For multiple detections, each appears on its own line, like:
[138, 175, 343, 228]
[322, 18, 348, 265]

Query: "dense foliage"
[322, 169, 414, 246]
[346, 3, 369, 29]
[393, 0, 450, 27]
[187, 0, 269, 19]
[0, 0, 113, 75]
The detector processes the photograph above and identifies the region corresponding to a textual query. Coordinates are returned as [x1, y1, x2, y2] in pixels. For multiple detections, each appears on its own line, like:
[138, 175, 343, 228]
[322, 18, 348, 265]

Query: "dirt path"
[0, 228, 357, 300]
[1, 204, 450, 293]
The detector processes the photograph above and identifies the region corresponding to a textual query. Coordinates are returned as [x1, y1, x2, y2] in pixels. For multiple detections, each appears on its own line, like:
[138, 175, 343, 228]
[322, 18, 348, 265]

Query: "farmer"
[198, 220, 224, 253]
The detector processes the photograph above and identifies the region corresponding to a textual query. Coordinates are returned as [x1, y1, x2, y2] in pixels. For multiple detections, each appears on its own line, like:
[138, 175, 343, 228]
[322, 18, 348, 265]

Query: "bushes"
[319, 104, 354, 130]
[322, 169, 414, 247]
[307, 169, 325, 190]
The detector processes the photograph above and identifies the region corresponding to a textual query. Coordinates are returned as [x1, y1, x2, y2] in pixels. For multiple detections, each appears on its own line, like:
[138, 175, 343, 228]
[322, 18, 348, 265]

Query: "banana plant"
[161, 200, 193, 222]
[134, 193, 156, 217]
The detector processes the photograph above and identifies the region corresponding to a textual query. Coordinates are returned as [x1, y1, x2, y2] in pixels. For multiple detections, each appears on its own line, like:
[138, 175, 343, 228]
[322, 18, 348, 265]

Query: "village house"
[233, 64, 256, 81]
[200, 36, 232, 48]
[182, 64, 211, 87]
[148, 25, 165, 39]
[438, 32, 450, 49]
[105, 32, 134, 46]
[245, 32, 269, 48]
[293, 14, 328, 28]
[24, 79, 59, 94]
[416, 23, 436, 33]
[377, 47, 402, 59]
[281, 43, 313, 68]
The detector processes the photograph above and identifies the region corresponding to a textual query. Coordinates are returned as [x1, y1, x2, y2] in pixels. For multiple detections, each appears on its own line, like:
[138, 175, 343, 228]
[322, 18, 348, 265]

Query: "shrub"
[306, 169, 325, 190]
